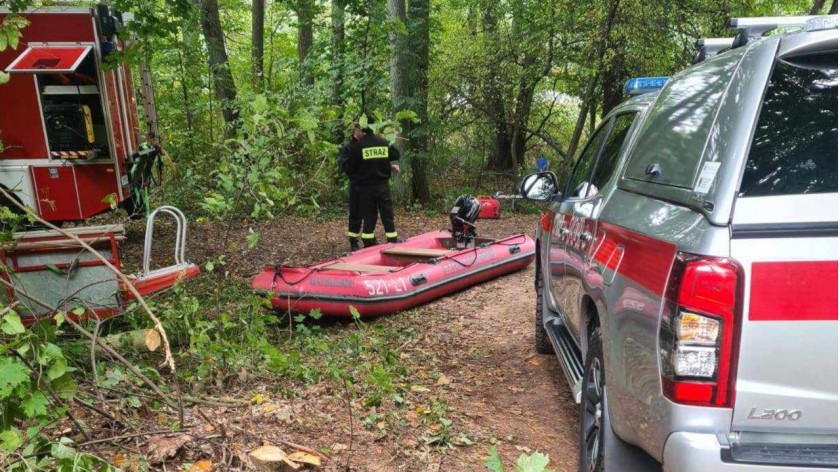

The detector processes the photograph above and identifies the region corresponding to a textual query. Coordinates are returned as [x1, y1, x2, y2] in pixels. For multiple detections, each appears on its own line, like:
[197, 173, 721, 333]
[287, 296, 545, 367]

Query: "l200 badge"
[748, 408, 802, 421]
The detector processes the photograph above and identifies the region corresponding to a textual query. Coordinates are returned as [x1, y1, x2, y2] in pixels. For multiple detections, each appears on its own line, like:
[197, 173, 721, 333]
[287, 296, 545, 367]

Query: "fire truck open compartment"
[6, 45, 112, 160]
[0, 5, 151, 222]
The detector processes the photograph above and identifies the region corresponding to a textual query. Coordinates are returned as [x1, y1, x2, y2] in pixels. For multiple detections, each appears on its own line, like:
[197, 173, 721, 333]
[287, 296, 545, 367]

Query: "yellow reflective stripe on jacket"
[362, 146, 389, 160]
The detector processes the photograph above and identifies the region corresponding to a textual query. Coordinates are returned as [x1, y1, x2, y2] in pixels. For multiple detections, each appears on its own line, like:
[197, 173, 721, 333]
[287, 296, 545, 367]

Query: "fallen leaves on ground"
[188, 459, 213, 471]
[146, 434, 193, 464]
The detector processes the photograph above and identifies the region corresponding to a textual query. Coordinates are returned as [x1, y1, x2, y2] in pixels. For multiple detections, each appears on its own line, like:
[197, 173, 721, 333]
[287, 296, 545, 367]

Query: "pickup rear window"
[739, 55, 838, 196]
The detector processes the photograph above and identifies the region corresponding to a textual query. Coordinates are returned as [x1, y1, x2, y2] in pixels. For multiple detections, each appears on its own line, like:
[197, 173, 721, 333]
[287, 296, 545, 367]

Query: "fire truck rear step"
[2, 206, 199, 324]
[127, 205, 200, 298]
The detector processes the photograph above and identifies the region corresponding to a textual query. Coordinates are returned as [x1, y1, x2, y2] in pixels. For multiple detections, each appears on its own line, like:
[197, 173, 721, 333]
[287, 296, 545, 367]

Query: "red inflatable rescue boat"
[252, 230, 535, 318]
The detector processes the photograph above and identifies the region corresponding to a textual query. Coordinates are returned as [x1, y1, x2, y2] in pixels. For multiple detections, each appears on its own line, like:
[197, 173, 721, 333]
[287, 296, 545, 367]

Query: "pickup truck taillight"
[660, 253, 743, 407]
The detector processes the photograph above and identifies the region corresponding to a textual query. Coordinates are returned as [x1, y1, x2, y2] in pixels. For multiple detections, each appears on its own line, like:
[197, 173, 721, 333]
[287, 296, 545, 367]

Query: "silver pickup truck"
[519, 15, 838, 472]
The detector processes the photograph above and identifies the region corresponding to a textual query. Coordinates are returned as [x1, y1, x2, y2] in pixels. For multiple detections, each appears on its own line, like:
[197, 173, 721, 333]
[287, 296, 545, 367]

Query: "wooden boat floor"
[380, 247, 451, 257]
[321, 262, 402, 273]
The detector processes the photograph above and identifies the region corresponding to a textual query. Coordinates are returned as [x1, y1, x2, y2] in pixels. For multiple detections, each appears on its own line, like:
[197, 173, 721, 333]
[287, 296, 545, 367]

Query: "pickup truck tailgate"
[730, 193, 838, 437]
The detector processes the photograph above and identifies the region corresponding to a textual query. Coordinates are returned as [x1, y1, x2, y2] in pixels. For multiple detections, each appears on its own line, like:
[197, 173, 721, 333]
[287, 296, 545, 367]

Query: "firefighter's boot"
[387, 236, 399, 244]
[363, 238, 378, 248]
[349, 237, 361, 252]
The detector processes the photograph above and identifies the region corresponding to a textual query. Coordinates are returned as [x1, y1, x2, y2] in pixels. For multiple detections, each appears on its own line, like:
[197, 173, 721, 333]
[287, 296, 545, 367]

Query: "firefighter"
[344, 123, 401, 247]
[338, 131, 363, 251]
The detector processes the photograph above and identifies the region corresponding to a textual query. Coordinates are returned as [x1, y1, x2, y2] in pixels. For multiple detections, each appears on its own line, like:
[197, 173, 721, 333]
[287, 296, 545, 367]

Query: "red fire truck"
[0, 4, 156, 220]
[0, 5, 198, 323]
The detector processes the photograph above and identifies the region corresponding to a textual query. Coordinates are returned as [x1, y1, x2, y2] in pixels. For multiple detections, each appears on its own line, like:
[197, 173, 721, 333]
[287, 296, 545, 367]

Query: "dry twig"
[78, 429, 186, 447]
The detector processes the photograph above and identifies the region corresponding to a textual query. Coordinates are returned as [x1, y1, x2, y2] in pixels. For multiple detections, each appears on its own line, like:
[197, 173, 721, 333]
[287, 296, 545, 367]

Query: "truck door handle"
[586, 228, 607, 266]
[579, 231, 593, 242]
[604, 245, 625, 286]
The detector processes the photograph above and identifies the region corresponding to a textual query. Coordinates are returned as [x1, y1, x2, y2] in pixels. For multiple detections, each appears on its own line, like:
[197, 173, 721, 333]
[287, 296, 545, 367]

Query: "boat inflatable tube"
[252, 230, 535, 318]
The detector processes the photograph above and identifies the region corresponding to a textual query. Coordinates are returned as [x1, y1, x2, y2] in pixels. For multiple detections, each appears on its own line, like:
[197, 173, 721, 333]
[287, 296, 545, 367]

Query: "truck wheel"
[579, 328, 605, 472]
[535, 268, 553, 354]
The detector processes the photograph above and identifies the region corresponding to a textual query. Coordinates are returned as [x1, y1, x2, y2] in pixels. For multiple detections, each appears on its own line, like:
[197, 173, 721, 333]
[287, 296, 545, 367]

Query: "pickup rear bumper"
[663, 433, 838, 472]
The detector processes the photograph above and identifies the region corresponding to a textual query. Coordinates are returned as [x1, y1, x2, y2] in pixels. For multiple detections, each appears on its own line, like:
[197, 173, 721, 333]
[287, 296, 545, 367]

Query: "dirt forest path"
[396, 268, 581, 471]
[122, 212, 579, 471]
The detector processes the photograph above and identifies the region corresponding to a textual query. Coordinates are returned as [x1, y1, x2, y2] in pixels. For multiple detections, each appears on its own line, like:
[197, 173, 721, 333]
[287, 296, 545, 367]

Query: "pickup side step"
[544, 315, 584, 403]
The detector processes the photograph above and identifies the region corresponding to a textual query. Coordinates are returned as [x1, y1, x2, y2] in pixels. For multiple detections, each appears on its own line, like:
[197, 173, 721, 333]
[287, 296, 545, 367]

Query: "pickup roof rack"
[726, 15, 822, 48]
[693, 15, 837, 64]
[692, 38, 734, 64]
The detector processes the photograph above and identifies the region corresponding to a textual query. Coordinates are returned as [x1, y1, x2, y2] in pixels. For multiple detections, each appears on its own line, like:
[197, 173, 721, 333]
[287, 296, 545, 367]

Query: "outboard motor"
[449, 194, 481, 248]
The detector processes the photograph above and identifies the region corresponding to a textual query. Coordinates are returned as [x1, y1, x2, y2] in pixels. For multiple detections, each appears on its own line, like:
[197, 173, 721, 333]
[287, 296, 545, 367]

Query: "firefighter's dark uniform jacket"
[343, 133, 400, 245]
[343, 134, 401, 184]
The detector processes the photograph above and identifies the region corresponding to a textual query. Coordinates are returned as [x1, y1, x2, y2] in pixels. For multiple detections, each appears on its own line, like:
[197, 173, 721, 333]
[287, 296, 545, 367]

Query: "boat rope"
[271, 255, 351, 288]
[272, 265, 318, 289]
[491, 234, 529, 246]
[438, 246, 480, 267]
[437, 234, 528, 268]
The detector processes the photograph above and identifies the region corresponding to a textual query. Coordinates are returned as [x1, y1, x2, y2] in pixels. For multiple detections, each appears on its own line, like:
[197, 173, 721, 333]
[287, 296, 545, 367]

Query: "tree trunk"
[177, 49, 194, 137]
[507, 124, 528, 171]
[481, 5, 510, 171]
[388, 0, 411, 116]
[330, 0, 346, 106]
[566, 75, 597, 159]
[507, 71, 537, 170]
[251, 0, 265, 88]
[600, 41, 626, 115]
[483, 0, 552, 173]
[566, 0, 620, 159]
[406, 0, 431, 202]
[830, 0, 837, 14]
[297, 0, 315, 87]
[388, 0, 412, 200]
[330, 0, 346, 143]
[194, 0, 239, 136]
[491, 122, 512, 169]
[388, 0, 432, 203]
[810, 0, 827, 14]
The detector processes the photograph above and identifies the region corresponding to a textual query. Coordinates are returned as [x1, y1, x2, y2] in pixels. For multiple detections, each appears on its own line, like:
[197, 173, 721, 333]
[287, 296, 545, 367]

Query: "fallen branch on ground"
[90, 329, 162, 353]
[78, 429, 187, 447]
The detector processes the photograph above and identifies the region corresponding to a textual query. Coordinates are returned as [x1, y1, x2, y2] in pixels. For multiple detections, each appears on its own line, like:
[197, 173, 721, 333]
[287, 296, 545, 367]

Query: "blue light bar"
[623, 77, 669, 96]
